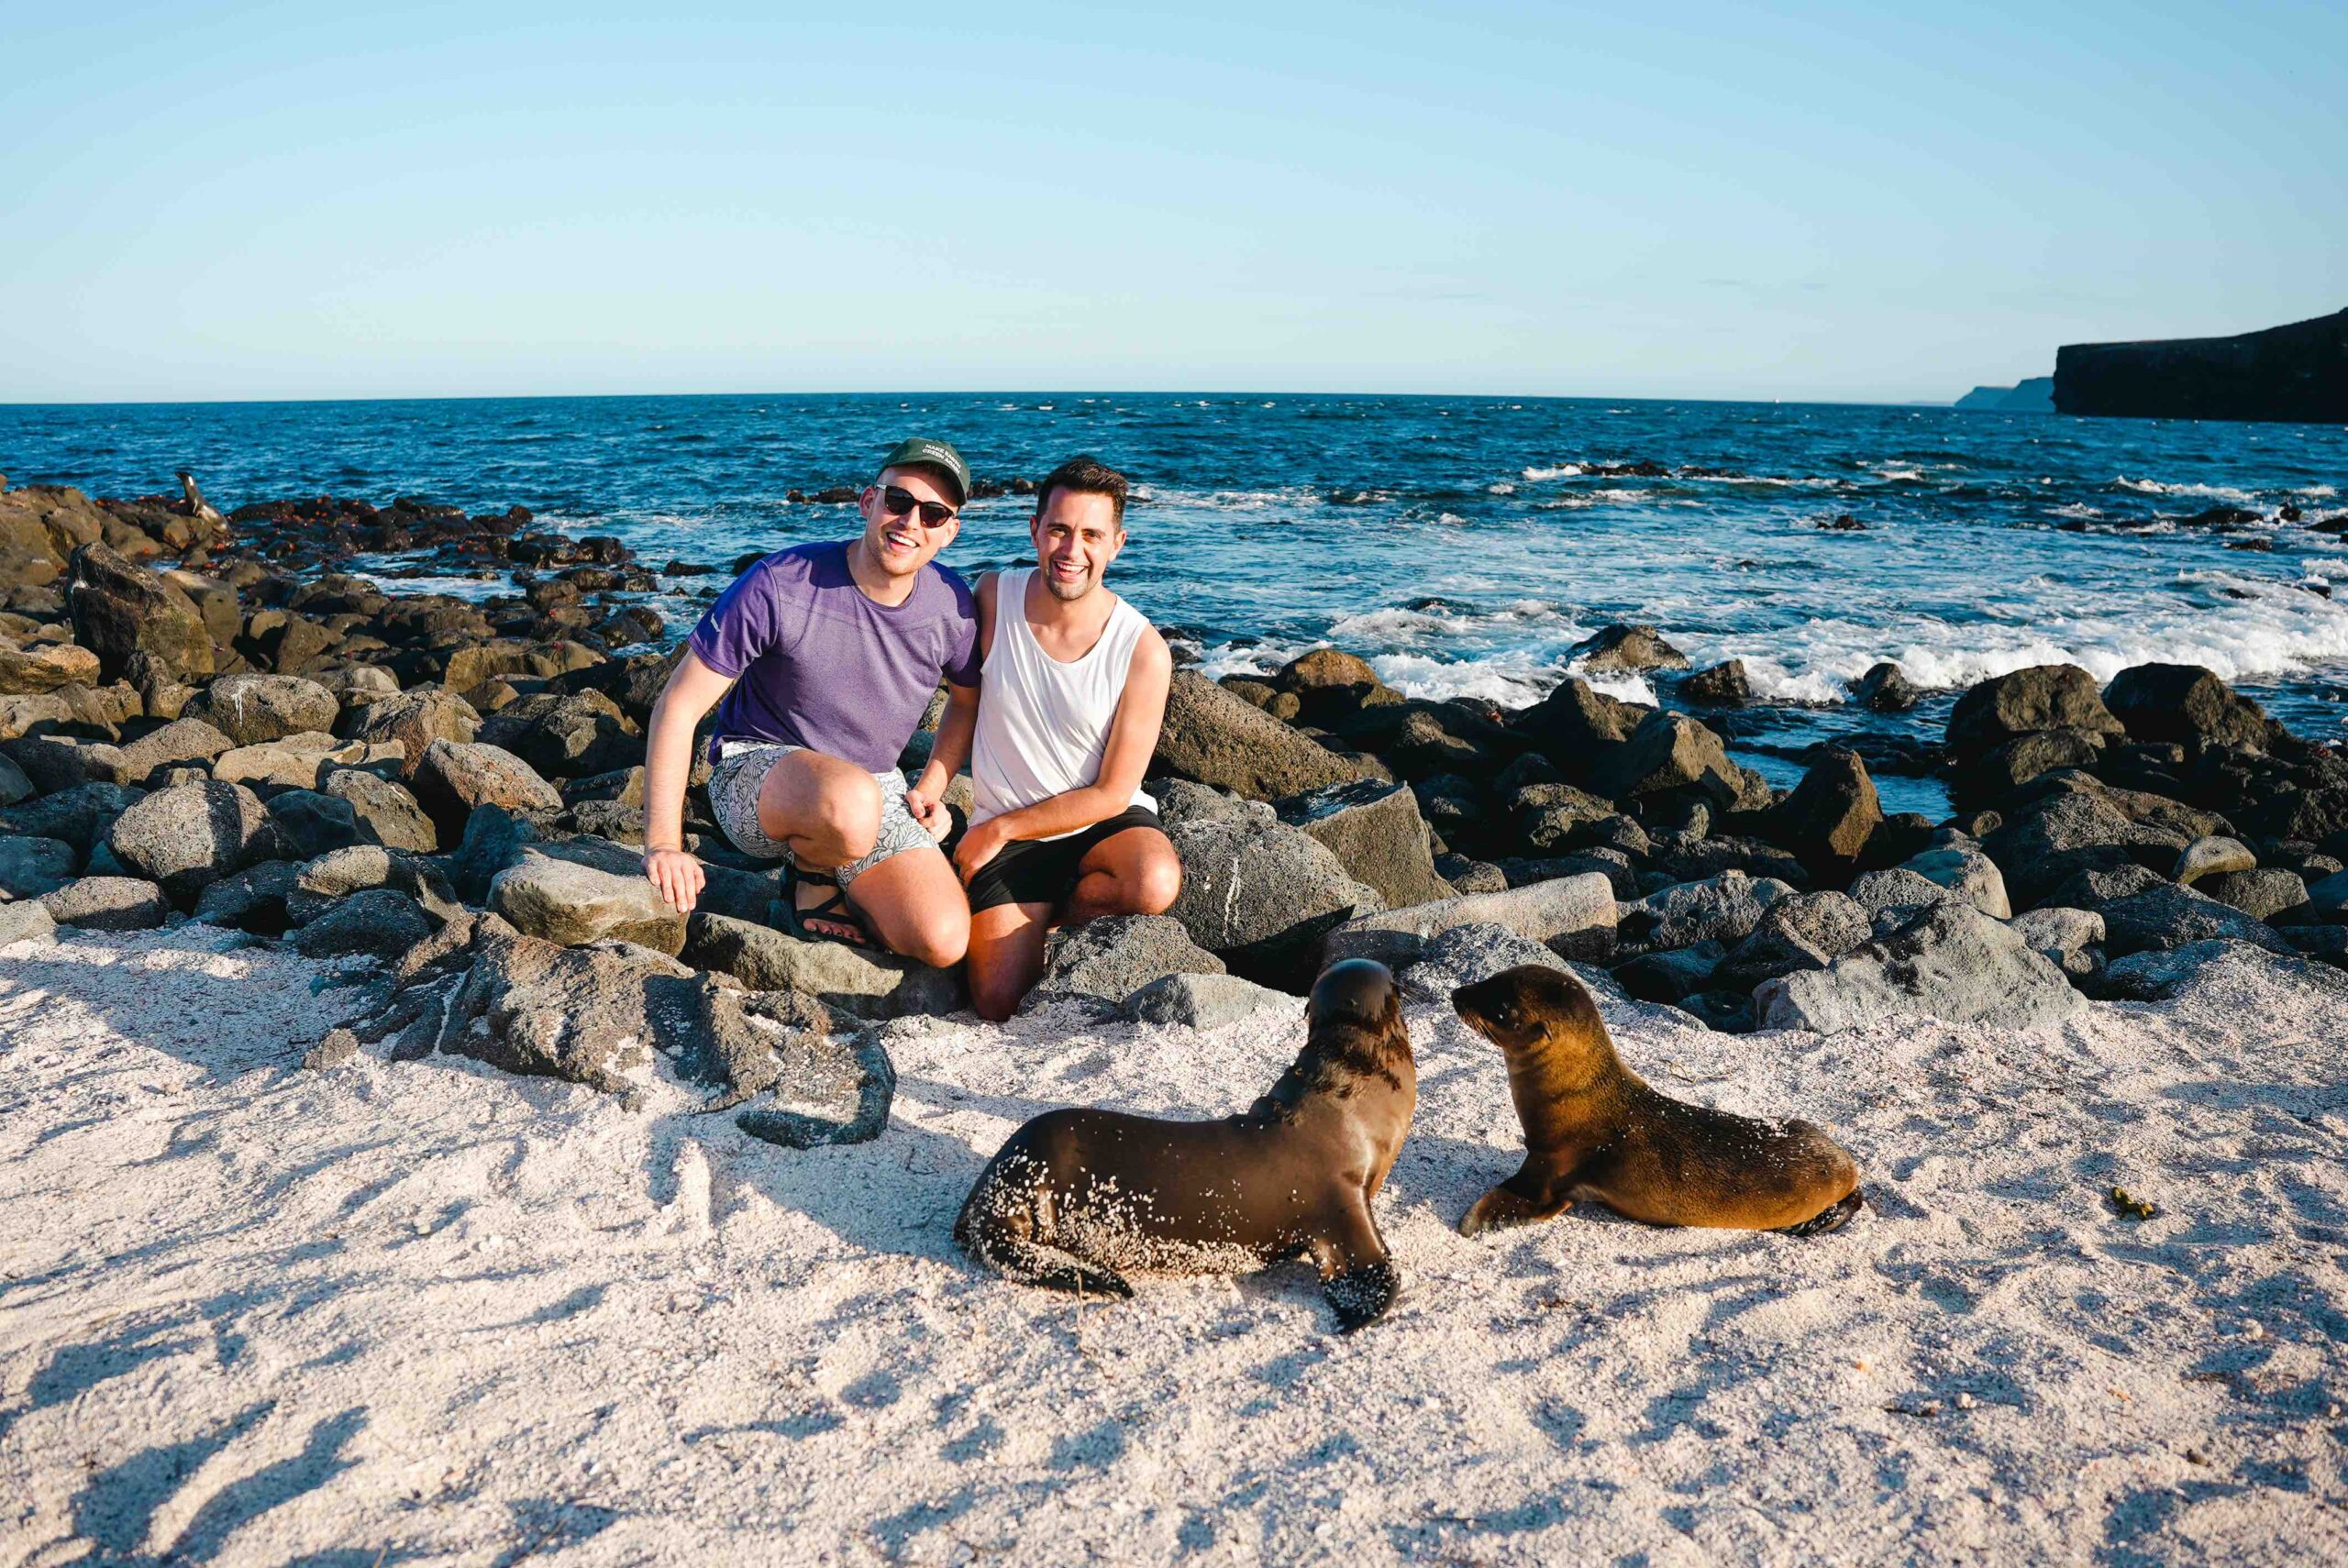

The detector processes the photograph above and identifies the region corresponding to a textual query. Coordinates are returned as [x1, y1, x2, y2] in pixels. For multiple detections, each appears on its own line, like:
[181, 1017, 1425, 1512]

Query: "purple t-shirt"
[689, 542, 980, 774]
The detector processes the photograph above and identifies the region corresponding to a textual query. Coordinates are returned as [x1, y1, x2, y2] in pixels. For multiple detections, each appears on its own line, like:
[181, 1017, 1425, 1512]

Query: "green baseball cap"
[876, 436, 971, 506]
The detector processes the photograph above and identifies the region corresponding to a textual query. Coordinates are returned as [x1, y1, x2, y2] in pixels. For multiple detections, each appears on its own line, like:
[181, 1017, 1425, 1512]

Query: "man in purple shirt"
[639, 437, 980, 966]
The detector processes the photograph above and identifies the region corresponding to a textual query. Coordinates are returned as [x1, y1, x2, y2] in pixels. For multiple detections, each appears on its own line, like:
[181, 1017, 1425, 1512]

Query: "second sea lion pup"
[1452, 966, 1862, 1238]
[955, 959, 1415, 1331]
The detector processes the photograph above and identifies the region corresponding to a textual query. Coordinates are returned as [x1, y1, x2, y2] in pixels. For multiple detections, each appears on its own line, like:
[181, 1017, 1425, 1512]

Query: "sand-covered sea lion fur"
[955, 958, 1417, 1331]
[1451, 966, 1861, 1237]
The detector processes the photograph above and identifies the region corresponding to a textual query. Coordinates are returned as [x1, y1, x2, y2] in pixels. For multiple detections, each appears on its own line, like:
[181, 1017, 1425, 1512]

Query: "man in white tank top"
[956, 457, 1182, 1021]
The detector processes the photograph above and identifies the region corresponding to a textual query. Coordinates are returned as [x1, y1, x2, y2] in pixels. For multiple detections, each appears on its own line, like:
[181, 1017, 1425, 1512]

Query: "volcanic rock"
[105, 780, 278, 901]
[1153, 669, 1374, 801]
[1276, 777, 1454, 908]
[1757, 901, 2084, 1033]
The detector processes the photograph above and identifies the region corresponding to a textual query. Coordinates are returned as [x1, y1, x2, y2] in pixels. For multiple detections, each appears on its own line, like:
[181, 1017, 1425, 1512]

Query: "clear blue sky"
[2, 1, 2340, 403]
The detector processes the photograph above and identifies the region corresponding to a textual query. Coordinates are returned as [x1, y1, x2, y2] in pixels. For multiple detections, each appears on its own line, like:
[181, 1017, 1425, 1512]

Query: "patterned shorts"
[705, 741, 938, 887]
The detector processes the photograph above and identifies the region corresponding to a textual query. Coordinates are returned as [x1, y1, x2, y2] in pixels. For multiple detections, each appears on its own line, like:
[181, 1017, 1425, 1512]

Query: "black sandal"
[781, 865, 875, 948]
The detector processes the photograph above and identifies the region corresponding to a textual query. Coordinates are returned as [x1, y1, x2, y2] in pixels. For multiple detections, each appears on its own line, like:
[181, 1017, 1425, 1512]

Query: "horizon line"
[1, 388, 1988, 412]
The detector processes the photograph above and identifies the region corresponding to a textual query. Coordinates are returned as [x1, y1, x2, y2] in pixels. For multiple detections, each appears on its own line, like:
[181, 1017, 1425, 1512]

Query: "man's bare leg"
[1063, 827, 1182, 925]
[843, 846, 971, 970]
[755, 751, 882, 943]
[965, 900, 1054, 1022]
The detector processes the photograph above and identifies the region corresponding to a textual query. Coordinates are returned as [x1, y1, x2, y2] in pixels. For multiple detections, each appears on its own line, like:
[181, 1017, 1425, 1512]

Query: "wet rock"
[1589, 711, 1743, 807]
[681, 911, 964, 1019]
[1712, 889, 1872, 990]
[1154, 669, 1374, 801]
[1945, 664, 2122, 760]
[1679, 659, 1751, 705]
[1167, 812, 1383, 985]
[289, 888, 440, 958]
[105, 780, 279, 902]
[412, 739, 564, 845]
[488, 847, 687, 955]
[341, 688, 483, 777]
[194, 673, 339, 745]
[1768, 748, 1881, 882]
[1757, 901, 2084, 1033]
[1898, 845, 2011, 920]
[1324, 873, 1616, 968]
[1569, 624, 1689, 673]
[2196, 868, 2308, 922]
[1621, 870, 1793, 951]
[1276, 778, 1454, 908]
[2103, 663, 2284, 753]
[0, 900, 56, 944]
[1852, 661, 1920, 712]
[1023, 913, 1226, 1013]
[0, 782, 144, 856]
[2173, 835, 2256, 887]
[1123, 970, 1293, 1029]
[322, 768, 438, 852]
[66, 542, 215, 682]
[0, 834, 78, 900]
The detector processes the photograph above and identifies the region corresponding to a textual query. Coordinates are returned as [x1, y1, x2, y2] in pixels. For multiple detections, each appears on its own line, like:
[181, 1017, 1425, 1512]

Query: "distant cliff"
[2054, 308, 2348, 423]
[1955, 377, 2054, 413]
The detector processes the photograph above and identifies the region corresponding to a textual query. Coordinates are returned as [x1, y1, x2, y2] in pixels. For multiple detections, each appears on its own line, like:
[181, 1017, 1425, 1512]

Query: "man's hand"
[952, 819, 1007, 885]
[904, 787, 951, 845]
[643, 845, 705, 913]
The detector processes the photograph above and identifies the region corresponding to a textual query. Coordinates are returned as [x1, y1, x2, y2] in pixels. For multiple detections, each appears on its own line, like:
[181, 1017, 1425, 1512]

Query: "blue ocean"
[6, 393, 2345, 816]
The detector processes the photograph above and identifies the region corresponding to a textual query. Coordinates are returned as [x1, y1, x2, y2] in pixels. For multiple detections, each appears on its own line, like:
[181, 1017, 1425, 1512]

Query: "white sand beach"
[2, 924, 2343, 1566]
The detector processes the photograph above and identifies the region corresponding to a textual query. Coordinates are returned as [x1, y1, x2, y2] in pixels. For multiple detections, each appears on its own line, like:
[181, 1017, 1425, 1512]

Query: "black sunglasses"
[880, 484, 958, 528]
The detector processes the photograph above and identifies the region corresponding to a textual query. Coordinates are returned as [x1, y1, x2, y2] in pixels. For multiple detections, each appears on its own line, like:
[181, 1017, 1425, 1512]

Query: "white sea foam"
[2113, 476, 2261, 502]
[1487, 482, 1516, 495]
[1520, 465, 1585, 480]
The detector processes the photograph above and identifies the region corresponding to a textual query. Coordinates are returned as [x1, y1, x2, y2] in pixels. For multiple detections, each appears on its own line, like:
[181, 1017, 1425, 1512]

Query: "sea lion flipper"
[1324, 1258, 1400, 1332]
[1458, 1166, 1573, 1237]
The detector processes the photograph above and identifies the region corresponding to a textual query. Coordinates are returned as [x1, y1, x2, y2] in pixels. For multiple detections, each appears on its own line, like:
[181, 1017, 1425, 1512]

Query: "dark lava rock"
[2096, 882, 2292, 958]
[66, 542, 215, 683]
[0, 834, 78, 900]
[1569, 624, 1689, 674]
[1166, 812, 1381, 987]
[194, 673, 340, 746]
[1621, 870, 1794, 951]
[2102, 663, 2285, 753]
[1514, 678, 1645, 776]
[105, 780, 279, 902]
[1758, 901, 2083, 1033]
[1021, 913, 1226, 1013]
[487, 847, 688, 955]
[193, 860, 302, 934]
[1616, 942, 1727, 1004]
[40, 875, 169, 930]
[1589, 712, 1744, 807]
[322, 768, 438, 853]
[411, 739, 564, 845]
[1712, 889, 1871, 991]
[266, 789, 363, 860]
[1851, 662, 1921, 712]
[2197, 867, 2309, 922]
[1945, 665, 2122, 759]
[1680, 659, 1752, 705]
[292, 887, 442, 959]
[1277, 777, 1455, 909]
[681, 911, 964, 1020]
[340, 688, 483, 777]
[1767, 748, 1881, 884]
[1153, 670, 1374, 801]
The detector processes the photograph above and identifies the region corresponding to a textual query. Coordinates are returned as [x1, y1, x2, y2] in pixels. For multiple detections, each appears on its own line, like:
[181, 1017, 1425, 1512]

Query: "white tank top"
[971, 569, 1157, 836]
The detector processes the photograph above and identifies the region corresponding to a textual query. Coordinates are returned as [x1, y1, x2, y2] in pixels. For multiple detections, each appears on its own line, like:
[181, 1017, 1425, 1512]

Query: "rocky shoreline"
[6, 475, 2347, 1150]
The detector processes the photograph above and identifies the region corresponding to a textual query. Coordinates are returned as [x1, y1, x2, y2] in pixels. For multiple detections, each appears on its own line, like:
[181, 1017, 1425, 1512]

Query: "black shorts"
[965, 806, 1166, 914]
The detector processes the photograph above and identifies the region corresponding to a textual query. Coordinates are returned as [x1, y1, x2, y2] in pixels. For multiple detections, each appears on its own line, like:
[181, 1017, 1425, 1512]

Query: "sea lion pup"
[954, 958, 1415, 1331]
[1451, 966, 1862, 1238]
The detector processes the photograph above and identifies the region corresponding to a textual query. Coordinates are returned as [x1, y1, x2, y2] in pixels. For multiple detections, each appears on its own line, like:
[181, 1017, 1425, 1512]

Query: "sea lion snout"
[1310, 958, 1401, 1031]
[1452, 965, 1589, 1049]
